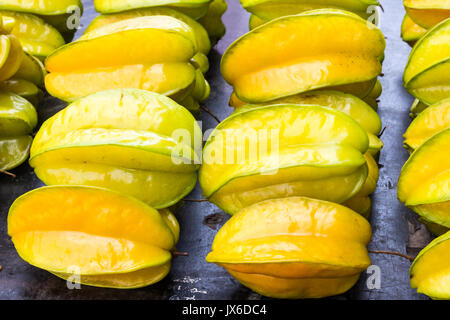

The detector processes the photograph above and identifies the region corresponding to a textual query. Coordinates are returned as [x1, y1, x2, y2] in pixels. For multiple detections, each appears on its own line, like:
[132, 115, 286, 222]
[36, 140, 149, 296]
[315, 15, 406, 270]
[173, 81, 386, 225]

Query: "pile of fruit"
[8, 88, 202, 288]
[43, 0, 228, 114]
[199, 9, 386, 298]
[399, 5, 450, 299]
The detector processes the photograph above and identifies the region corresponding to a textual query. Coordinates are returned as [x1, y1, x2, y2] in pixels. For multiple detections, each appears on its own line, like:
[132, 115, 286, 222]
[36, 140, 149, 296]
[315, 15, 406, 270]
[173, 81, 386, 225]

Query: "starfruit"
[14, 52, 46, 87]
[401, 14, 427, 46]
[200, 104, 369, 215]
[398, 128, 450, 229]
[0, 0, 83, 39]
[404, 0, 450, 29]
[30, 89, 202, 209]
[221, 9, 385, 104]
[8, 185, 180, 289]
[403, 19, 450, 106]
[409, 99, 429, 118]
[0, 11, 65, 59]
[0, 78, 43, 106]
[0, 91, 37, 171]
[206, 196, 372, 299]
[198, 0, 227, 44]
[85, 7, 211, 55]
[0, 32, 23, 82]
[229, 91, 383, 156]
[410, 231, 450, 299]
[45, 16, 209, 111]
[94, 0, 212, 20]
[242, 0, 379, 27]
[403, 98, 450, 151]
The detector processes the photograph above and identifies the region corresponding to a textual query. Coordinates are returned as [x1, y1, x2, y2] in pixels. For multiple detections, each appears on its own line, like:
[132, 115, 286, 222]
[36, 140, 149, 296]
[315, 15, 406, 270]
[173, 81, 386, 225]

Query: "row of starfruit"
[399, 1, 450, 300]
[202, 7, 386, 298]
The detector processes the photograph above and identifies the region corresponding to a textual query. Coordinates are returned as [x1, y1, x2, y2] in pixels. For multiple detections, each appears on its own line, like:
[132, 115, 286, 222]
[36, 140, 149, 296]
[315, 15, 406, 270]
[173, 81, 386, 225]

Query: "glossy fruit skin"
[221, 9, 385, 104]
[241, 0, 379, 23]
[45, 16, 207, 111]
[404, 0, 450, 29]
[206, 196, 372, 299]
[200, 104, 369, 215]
[85, 7, 211, 55]
[94, 0, 212, 19]
[198, 0, 227, 44]
[8, 185, 179, 289]
[0, 91, 37, 170]
[403, 98, 450, 151]
[403, 19, 450, 105]
[229, 90, 383, 154]
[30, 89, 201, 209]
[410, 231, 450, 299]
[0, 0, 83, 36]
[398, 128, 450, 229]
[0, 10, 65, 58]
[401, 14, 427, 46]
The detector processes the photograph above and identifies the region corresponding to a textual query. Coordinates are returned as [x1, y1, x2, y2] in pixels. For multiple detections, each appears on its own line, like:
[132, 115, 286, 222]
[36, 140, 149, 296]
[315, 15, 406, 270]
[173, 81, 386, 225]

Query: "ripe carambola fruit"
[206, 196, 372, 299]
[0, 91, 37, 170]
[94, 0, 212, 20]
[410, 231, 450, 299]
[45, 15, 210, 111]
[221, 9, 385, 104]
[200, 103, 369, 215]
[403, 98, 450, 152]
[30, 89, 202, 209]
[404, 0, 450, 29]
[8, 186, 180, 289]
[398, 128, 450, 229]
[403, 19, 450, 106]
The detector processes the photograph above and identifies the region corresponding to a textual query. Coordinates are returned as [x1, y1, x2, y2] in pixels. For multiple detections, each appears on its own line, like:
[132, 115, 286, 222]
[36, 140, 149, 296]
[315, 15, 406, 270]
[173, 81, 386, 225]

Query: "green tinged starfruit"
[410, 231, 450, 299]
[403, 98, 450, 151]
[404, 18, 450, 106]
[30, 89, 202, 209]
[0, 10, 65, 59]
[241, 0, 380, 28]
[398, 128, 450, 229]
[0, 90, 37, 171]
[200, 104, 369, 215]
[229, 90, 383, 156]
[94, 0, 212, 20]
[198, 0, 227, 44]
[8, 185, 180, 289]
[85, 6, 211, 55]
[0, 0, 83, 38]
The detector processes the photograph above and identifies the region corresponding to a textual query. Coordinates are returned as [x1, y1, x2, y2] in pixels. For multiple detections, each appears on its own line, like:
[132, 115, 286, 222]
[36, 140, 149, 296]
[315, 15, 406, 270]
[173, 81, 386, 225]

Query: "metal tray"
[0, 0, 431, 300]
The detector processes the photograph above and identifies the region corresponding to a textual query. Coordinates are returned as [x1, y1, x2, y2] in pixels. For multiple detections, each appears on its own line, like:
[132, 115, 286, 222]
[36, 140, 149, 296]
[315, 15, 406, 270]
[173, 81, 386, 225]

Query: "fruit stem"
[0, 170, 16, 178]
[369, 250, 415, 262]
[172, 251, 189, 258]
[200, 105, 221, 123]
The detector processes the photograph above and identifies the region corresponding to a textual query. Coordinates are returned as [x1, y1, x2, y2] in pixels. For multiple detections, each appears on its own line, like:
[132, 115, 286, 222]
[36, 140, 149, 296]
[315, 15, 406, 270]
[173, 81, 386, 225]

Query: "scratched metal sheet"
[0, 0, 432, 300]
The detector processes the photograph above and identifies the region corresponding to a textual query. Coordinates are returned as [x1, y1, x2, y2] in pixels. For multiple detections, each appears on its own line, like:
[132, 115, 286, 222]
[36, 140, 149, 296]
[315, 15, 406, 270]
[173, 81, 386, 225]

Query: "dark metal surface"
[0, 0, 431, 300]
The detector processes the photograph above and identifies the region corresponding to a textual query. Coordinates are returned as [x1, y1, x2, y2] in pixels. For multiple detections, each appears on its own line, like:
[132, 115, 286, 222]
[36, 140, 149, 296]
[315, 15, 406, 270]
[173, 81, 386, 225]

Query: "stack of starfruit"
[45, 10, 220, 114]
[201, 9, 386, 298]
[401, 0, 450, 47]
[399, 14, 450, 299]
[8, 88, 203, 288]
